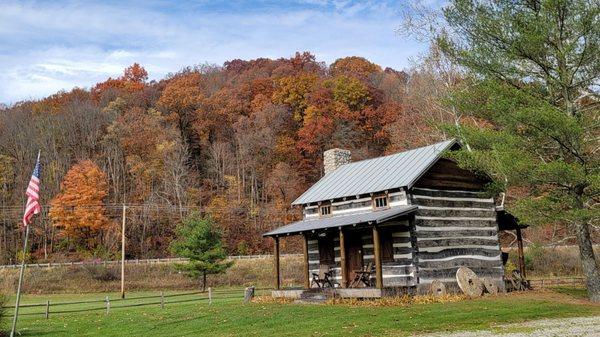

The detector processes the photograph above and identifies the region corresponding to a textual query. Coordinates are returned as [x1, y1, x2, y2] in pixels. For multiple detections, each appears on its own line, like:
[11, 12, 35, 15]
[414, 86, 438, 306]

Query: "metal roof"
[292, 139, 457, 205]
[263, 205, 417, 237]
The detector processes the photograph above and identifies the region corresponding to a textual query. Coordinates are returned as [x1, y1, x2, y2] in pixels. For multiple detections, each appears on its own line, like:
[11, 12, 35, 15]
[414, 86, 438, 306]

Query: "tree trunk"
[575, 221, 600, 302]
[202, 272, 207, 292]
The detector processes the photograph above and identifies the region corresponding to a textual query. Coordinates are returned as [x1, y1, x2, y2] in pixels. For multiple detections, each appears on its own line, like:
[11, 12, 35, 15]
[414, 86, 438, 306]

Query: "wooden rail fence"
[529, 277, 586, 287]
[1, 288, 270, 318]
[0, 254, 302, 270]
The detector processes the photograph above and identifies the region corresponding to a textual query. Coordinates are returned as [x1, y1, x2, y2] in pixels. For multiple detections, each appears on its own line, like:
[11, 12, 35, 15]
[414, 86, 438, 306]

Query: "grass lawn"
[551, 286, 589, 299]
[3, 288, 599, 337]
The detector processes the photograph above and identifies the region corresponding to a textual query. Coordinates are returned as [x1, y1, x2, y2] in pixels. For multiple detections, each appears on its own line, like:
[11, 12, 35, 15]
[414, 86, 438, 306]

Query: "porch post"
[302, 234, 310, 289]
[273, 236, 281, 290]
[372, 225, 383, 289]
[515, 226, 526, 279]
[339, 228, 347, 288]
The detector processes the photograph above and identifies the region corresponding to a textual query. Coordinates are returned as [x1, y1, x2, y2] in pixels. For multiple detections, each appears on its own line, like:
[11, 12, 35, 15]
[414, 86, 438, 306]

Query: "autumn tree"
[49, 160, 111, 249]
[272, 73, 319, 121]
[157, 72, 203, 143]
[91, 63, 148, 101]
[330, 56, 382, 79]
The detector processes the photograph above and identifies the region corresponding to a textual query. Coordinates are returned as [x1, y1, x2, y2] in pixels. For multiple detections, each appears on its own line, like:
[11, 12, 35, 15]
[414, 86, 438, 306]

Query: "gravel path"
[418, 315, 600, 337]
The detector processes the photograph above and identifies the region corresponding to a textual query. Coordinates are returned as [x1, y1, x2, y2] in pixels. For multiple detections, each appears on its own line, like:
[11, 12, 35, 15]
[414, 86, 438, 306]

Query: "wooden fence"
[0, 254, 302, 270]
[1, 288, 270, 319]
[529, 277, 586, 288]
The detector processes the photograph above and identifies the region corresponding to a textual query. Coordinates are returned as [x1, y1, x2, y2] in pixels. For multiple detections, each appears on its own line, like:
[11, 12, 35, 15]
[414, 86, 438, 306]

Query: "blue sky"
[0, 1, 436, 105]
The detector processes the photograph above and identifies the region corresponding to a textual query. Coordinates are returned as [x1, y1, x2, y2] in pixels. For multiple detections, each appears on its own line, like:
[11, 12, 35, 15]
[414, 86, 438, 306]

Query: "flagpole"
[10, 224, 30, 337]
[121, 204, 126, 299]
[11, 150, 40, 337]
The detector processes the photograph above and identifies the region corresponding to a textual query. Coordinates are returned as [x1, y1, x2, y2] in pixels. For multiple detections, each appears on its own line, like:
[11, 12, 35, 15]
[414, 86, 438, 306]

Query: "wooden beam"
[515, 226, 526, 279]
[302, 234, 310, 289]
[372, 226, 383, 289]
[339, 229, 347, 288]
[274, 236, 281, 290]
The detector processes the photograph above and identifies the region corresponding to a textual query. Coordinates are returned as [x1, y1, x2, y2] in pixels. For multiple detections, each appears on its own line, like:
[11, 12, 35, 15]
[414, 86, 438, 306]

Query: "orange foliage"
[91, 63, 148, 100]
[31, 88, 90, 114]
[49, 160, 111, 246]
[109, 107, 180, 202]
[330, 56, 382, 79]
[4, 52, 425, 257]
[157, 72, 203, 119]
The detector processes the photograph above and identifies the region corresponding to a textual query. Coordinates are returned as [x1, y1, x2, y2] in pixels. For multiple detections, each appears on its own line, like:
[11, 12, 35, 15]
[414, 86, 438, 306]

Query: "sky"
[0, 0, 436, 105]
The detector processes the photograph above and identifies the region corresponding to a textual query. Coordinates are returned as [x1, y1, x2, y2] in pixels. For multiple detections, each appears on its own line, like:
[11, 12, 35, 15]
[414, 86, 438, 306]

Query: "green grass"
[551, 286, 589, 299]
[4, 289, 599, 337]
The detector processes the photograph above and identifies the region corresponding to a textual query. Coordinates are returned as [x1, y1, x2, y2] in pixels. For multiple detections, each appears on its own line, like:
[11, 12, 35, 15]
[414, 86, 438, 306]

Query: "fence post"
[208, 287, 212, 305]
[105, 296, 110, 315]
[45, 300, 50, 319]
[244, 286, 255, 303]
[160, 291, 165, 309]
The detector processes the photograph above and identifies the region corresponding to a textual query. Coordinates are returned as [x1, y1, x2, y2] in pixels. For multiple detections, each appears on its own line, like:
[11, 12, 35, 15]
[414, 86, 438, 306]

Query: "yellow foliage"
[272, 73, 318, 121]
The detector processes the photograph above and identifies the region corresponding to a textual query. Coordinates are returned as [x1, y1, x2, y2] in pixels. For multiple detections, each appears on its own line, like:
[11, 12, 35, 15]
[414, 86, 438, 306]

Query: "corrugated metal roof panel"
[292, 139, 456, 205]
[263, 205, 417, 236]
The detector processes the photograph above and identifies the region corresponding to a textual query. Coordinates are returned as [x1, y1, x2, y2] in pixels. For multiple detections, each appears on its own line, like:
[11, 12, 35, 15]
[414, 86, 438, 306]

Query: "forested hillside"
[0, 51, 461, 263]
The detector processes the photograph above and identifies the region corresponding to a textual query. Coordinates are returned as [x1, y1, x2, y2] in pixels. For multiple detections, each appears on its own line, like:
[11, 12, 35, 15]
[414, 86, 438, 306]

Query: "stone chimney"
[323, 148, 351, 175]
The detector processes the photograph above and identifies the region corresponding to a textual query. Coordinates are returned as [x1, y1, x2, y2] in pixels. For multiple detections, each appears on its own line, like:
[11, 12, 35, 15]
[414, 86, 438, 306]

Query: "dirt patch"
[417, 315, 600, 337]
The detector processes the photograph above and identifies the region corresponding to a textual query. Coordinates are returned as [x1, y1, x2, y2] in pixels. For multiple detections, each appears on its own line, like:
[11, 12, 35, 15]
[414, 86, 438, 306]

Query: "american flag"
[23, 153, 41, 227]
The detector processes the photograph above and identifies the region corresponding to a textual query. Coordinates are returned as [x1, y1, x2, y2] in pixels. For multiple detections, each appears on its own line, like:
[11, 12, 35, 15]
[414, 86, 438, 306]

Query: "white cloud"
[0, 0, 429, 104]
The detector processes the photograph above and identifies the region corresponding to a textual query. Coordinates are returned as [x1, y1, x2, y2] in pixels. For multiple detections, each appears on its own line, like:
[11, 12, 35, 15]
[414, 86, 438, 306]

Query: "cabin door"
[345, 234, 364, 286]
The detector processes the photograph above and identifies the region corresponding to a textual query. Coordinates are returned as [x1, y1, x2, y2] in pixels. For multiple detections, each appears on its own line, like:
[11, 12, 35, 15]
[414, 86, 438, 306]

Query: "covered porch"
[264, 206, 417, 298]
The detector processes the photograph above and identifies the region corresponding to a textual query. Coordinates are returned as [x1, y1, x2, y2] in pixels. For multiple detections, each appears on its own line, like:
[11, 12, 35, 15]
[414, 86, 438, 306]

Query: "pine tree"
[439, 0, 600, 301]
[170, 213, 233, 291]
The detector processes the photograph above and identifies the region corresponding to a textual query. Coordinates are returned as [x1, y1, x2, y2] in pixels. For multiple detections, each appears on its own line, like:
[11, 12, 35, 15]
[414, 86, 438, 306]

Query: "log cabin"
[264, 139, 525, 298]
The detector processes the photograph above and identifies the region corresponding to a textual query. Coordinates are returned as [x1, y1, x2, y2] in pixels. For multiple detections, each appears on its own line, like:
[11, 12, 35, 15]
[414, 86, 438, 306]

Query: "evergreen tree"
[439, 0, 600, 301]
[170, 213, 233, 291]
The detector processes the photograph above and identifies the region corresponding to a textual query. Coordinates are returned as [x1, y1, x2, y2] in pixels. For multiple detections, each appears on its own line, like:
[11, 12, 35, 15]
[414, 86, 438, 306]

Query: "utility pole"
[121, 204, 126, 299]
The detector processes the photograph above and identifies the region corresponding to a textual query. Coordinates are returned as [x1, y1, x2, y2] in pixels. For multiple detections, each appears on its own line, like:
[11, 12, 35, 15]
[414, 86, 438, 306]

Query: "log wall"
[410, 187, 504, 285]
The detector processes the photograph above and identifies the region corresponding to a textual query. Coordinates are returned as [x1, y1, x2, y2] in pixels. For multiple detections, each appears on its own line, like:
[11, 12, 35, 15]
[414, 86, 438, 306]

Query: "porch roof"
[263, 205, 417, 237]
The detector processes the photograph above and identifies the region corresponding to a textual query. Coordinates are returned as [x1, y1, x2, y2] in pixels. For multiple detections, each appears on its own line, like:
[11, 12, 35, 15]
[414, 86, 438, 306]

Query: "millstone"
[456, 267, 484, 297]
[430, 280, 446, 296]
[483, 278, 499, 295]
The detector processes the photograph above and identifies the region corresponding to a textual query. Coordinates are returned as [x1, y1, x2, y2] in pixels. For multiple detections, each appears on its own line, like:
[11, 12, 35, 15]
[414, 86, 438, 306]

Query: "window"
[373, 196, 388, 209]
[320, 205, 331, 216]
[304, 207, 318, 216]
